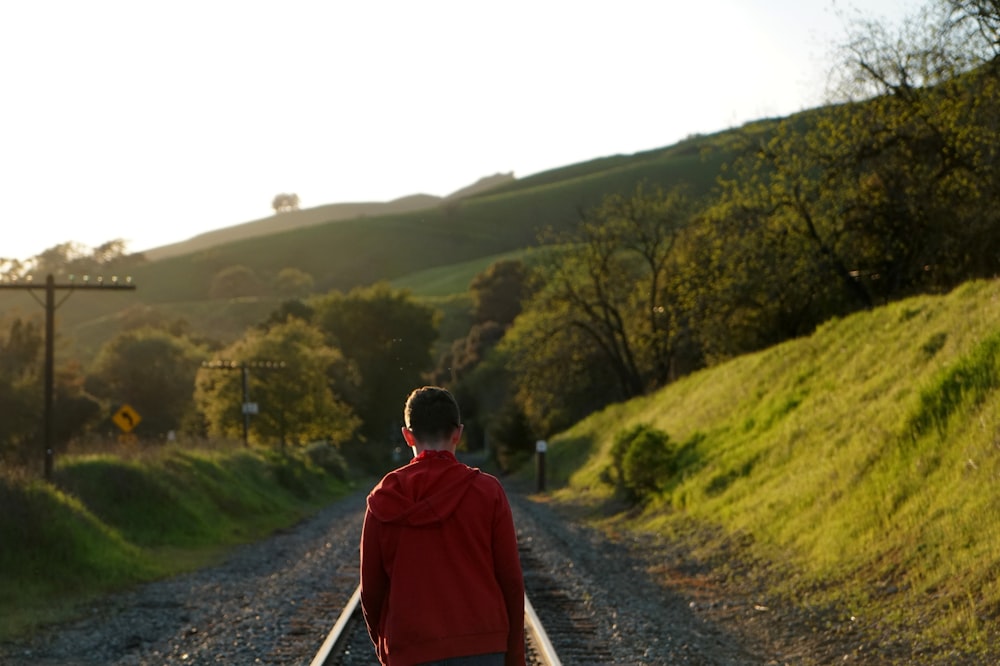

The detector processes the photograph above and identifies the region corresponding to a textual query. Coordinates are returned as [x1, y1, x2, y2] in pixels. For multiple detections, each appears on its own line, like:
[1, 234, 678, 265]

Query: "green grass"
[535, 278, 1000, 661]
[390, 249, 527, 298]
[0, 444, 355, 641]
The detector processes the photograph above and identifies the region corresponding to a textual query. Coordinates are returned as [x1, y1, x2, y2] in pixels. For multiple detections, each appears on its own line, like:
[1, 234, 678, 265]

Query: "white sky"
[1, 0, 914, 262]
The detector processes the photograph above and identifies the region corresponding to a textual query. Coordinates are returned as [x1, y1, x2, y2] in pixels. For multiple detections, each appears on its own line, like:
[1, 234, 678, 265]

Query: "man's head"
[402, 386, 462, 451]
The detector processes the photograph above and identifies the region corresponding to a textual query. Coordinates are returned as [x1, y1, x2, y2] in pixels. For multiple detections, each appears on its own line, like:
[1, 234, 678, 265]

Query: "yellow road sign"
[112, 404, 142, 433]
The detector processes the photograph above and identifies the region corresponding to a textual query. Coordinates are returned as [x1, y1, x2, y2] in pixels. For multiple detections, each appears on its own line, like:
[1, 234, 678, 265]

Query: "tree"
[469, 259, 530, 327]
[87, 328, 207, 436]
[22, 239, 145, 279]
[258, 298, 315, 332]
[313, 283, 438, 462]
[532, 183, 695, 399]
[497, 305, 623, 438]
[831, 0, 1000, 288]
[0, 318, 99, 467]
[272, 193, 300, 213]
[195, 319, 359, 447]
[209, 265, 265, 299]
[0, 318, 43, 465]
[678, 0, 1000, 364]
[273, 267, 314, 299]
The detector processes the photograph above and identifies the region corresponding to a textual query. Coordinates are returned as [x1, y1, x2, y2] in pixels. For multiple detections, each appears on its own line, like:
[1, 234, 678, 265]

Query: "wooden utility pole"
[201, 360, 286, 447]
[0, 274, 136, 480]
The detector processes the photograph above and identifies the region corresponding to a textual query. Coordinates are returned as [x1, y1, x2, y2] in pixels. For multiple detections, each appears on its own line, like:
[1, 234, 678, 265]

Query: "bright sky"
[1, 0, 913, 263]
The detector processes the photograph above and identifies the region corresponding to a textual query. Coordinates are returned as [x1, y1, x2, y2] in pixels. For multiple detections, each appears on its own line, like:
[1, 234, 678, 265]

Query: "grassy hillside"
[538, 278, 1000, 660]
[0, 125, 751, 363]
[117, 127, 739, 306]
[142, 194, 444, 261]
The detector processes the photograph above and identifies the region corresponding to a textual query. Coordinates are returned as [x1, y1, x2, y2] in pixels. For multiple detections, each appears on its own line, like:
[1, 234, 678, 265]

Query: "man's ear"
[401, 426, 418, 448]
[450, 424, 464, 445]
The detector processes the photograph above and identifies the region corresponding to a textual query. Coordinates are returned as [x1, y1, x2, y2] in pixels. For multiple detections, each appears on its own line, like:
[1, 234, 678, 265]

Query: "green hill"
[0, 124, 753, 362]
[537, 278, 1000, 659]
[125, 132, 735, 304]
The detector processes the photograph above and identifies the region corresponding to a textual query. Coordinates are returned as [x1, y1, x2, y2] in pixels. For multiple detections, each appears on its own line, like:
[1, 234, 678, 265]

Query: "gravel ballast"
[0, 481, 953, 665]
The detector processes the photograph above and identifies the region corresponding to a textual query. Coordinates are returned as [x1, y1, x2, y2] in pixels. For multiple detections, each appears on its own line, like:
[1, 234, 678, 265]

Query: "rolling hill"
[142, 172, 517, 262]
[0, 122, 767, 362]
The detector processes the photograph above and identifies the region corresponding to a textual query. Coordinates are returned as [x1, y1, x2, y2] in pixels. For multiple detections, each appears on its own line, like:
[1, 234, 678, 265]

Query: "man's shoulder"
[468, 468, 511, 497]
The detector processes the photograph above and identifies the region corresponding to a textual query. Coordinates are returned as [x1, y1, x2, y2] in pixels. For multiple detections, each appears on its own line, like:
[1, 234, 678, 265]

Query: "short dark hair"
[404, 386, 461, 443]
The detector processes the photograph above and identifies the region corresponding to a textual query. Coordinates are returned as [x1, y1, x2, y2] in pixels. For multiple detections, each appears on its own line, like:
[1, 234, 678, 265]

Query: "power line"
[0, 274, 136, 480]
[201, 360, 286, 447]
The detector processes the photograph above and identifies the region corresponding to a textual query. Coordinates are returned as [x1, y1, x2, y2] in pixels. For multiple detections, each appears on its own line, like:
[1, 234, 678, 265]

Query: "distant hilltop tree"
[272, 193, 300, 214]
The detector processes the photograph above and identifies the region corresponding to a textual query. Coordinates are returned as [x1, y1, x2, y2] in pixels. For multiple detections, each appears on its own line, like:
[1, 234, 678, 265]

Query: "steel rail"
[524, 592, 562, 666]
[310, 584, 360, 666]
[311, 585, 562, 666]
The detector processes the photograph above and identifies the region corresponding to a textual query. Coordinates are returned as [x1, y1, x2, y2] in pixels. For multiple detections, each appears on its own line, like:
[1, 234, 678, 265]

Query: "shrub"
[305, 440, 348, 479]
[610, 424, 676, 502]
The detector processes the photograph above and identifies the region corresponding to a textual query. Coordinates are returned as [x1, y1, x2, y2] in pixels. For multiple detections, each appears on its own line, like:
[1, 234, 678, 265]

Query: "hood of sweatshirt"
[367, 452, 481, 527]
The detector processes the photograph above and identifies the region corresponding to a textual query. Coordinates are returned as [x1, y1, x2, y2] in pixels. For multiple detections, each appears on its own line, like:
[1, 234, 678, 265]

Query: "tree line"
[3, 0, 998, 474]
[0, 280, 438, 472]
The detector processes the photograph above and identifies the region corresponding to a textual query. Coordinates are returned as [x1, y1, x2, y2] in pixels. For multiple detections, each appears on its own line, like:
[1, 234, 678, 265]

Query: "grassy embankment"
[0, 443, 356, 641]
[538, 278, 1000, 658]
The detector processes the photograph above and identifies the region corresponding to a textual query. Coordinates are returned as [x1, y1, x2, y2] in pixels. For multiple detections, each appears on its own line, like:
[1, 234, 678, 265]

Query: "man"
[360, 386, 526, 666]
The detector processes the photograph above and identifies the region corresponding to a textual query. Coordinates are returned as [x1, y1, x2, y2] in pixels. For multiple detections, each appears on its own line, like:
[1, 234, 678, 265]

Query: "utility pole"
[201, 360, 286, 447]
[0, 274, 136, 481]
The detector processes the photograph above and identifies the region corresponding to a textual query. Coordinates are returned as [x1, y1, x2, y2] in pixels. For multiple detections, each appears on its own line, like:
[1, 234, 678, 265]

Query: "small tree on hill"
[272, 193, 300, 213]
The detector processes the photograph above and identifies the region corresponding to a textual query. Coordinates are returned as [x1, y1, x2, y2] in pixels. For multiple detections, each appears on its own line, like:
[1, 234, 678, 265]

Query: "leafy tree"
[209, 264, 265, 299]
[258, 299, 315, 332]
[469, 258, 530, 327]
[524, 183, 695, 401]
[23, 239, 145, 280]
[272, 193, 300, 213]
[0, 318, 43, 465]
[428, 259, 533, 452]
[497, 304, 623, 438]
[313, 283, 438, 458]
[431, 321, 504, 386]
[684, 115, 869, 362]
[195, 319, 359, 447]
[832, 0, 1000, 288]
[488, 397, 536, 471]
[273, 267, 315, 299]
[0, 318, 100, 468]
[87, 328, 207, 436]
[52, 360, 102, 446]
[679, 0, 1000, 364]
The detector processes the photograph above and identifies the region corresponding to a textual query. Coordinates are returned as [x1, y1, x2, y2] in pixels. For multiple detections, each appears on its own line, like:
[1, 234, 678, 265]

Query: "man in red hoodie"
[360, 386, 526, 666]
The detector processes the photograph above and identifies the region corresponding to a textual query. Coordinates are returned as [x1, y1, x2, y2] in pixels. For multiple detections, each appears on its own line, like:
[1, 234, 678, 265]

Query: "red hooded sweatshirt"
[360, 450, 525, 666]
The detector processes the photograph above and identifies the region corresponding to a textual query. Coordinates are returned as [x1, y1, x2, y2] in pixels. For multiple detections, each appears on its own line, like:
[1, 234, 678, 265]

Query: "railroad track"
[306, 522, 622, 665]
[309, 585, 562, 666]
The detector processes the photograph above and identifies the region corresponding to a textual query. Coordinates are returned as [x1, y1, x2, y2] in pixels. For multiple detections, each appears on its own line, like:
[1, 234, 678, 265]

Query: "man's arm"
[493, 491, 526, 666]
[360, 508, 388, 659]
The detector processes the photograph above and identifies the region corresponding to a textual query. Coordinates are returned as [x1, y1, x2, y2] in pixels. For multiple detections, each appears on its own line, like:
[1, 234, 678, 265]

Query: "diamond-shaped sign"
[112, 404, 141, 433]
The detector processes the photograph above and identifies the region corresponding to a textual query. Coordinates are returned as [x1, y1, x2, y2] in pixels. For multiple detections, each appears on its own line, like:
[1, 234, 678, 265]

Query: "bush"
[305, 440, 348, 479]
[610, 424, 676, 502]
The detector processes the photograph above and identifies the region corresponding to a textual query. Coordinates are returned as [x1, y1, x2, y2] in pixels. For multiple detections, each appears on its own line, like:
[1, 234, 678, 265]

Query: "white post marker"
[535, 440, 547, 492]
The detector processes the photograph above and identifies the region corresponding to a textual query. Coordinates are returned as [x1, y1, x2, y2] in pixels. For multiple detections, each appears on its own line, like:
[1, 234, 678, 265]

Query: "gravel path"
[0, 480, 885, 665]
